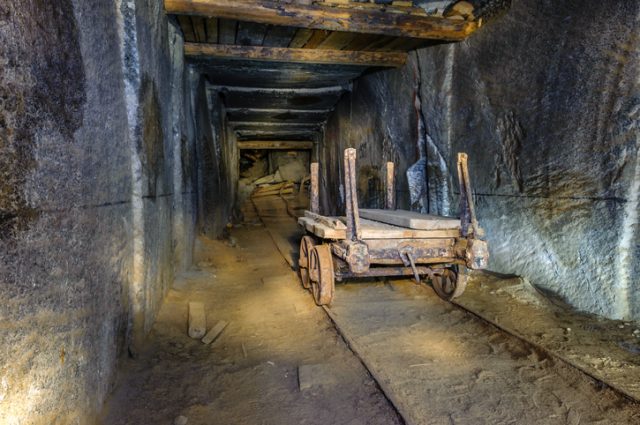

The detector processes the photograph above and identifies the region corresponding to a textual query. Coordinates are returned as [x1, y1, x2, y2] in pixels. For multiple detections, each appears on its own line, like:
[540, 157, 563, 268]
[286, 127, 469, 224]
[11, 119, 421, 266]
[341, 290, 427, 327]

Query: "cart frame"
[298, 148, 489, 305]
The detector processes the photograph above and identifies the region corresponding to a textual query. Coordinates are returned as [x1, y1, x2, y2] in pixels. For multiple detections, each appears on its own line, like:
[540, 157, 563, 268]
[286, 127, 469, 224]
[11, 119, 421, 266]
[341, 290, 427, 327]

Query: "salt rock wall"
[321, 64, 419, 215]
[0, 0, 199, 423]
[322, 0, 640, 320]
[194, 81, 239, 238]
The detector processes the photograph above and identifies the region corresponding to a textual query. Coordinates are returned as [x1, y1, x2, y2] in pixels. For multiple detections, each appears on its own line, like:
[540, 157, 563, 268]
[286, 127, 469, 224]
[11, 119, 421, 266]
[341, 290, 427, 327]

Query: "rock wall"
[194, 80, 238, 238]
[320, 65, 419, 215]
[0, 0, 201, 423]
[322, 0, 640, 320]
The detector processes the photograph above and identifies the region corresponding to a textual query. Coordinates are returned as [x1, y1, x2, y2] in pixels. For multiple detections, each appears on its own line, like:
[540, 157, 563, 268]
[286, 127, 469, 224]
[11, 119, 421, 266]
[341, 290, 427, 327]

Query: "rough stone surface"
[321, 1, 640, 320]
[194, 79, 238, 238]
[321, 63, 419, 215]
[0, 1, 206, 423]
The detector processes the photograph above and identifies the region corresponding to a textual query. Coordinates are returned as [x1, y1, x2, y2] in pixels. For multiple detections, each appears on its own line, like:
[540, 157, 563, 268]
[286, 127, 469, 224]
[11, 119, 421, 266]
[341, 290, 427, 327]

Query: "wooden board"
[304, 210, 346, 230]
[188, 302, 206, 339]
[360, 209, 461, 230]
[165, 0, 478, 41]
[237, 140, 313, 150]
[298, 216, 460, 240]
[184, 43, 408, 67]
[201, 320, 228, 345]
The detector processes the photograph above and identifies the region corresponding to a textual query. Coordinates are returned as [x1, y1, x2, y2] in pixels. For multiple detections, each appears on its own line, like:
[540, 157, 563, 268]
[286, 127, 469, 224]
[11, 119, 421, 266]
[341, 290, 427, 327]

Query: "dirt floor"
[327, 281, 640, 425]
[104, 194, 640, 425]
[455, 274, 640, 400]
[102, 226, 402, 425]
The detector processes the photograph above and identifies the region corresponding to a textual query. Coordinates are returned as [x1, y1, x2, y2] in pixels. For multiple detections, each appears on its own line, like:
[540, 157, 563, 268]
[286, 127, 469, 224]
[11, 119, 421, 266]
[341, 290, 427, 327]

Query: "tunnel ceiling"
[165, 0, 479, 147]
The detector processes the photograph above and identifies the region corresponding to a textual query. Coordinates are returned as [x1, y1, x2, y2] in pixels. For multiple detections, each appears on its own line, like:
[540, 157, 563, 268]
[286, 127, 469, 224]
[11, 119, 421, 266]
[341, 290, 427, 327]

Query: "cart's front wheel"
[432, 266, 468, 301]
[298, 236, 316, 289]
[309, 245, 335, 306]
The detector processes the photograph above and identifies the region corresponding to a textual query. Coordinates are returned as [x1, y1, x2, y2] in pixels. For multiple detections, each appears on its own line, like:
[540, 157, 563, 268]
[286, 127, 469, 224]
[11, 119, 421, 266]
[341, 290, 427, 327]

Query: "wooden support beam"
[238, 140, 314, 150]
[310, 163, 319, 214]
[235, 130, 319, 139]
[344, 148, 361, 241]
[385, 161, 395, 210]
[184, 43, 407, 67]
[230, 121, 321, 129]
[226, 107, 332, 114]
[165, 0, 478, 40]
[211, 85, 348, 95]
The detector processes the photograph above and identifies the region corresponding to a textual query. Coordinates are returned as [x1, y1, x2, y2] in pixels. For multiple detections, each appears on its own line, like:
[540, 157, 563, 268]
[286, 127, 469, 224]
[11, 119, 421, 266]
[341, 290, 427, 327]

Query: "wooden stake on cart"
[310, 162, 319, 214]
[457, 153, 481, 238]
[344, 148, 362, 241]
[385, 161, 395, 210]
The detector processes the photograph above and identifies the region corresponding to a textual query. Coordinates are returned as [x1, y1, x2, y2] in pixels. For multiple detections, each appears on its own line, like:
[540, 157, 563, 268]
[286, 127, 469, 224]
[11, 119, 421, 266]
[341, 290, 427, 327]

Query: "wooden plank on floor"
[188, 302, 206, 339]
[164, 0, 478, 40]
[184, 43, 408, 67]
[201, 320, 229, 345]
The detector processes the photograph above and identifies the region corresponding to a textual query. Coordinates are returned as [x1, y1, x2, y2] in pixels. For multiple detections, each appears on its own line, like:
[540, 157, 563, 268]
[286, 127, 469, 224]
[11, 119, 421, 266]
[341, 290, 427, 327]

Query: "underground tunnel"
[1, 0, 639, 424]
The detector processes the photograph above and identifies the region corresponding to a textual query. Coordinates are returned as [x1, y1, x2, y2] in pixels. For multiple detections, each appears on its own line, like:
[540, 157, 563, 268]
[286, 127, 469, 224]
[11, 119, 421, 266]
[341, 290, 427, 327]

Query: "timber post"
[310, 162, 319, 214]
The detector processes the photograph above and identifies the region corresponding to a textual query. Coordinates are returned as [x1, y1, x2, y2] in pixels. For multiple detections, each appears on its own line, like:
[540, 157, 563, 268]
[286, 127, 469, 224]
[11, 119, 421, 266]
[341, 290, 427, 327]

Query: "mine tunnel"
[1, 0, 640, 424]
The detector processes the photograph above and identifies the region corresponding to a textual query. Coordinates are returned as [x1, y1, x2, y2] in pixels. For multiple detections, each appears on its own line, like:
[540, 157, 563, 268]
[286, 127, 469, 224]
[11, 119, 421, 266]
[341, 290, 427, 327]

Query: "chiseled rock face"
[0, 1, 128, 423]
[418, 0, 640, 320]
[323, 0, 639, 320]
[0, 0, 196, 423]
[322, 63, 419, 216]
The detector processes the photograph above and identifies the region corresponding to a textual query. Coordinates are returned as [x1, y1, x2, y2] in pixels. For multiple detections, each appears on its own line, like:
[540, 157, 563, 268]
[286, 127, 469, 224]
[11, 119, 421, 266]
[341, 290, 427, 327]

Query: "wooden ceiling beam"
[210, 84, 348, 95]
[238, 140, 314, 150]
[226, 107, 332, 114]
[165, 0, 478, 40]
[230, 121, 322, 128]
[185, 43, 407, 67]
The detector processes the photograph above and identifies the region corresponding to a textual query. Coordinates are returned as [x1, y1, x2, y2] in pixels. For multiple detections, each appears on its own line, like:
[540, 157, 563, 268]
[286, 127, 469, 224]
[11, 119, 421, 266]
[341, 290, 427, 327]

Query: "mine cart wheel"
[432, 266, 469, 301]
[309, 245, 335, 306]
[299, 236, 316, 289]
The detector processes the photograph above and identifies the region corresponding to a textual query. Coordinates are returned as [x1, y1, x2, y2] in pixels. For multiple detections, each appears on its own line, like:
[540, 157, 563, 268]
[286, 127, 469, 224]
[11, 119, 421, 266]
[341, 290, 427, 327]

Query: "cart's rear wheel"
[298, 236, 316, 289]
[432, 266, 468, 301]
[309, 245, 335, 306]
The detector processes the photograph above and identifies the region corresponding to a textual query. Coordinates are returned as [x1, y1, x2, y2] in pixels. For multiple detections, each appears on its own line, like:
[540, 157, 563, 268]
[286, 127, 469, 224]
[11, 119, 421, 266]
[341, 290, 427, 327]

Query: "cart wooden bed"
[298, 148, 489, 306]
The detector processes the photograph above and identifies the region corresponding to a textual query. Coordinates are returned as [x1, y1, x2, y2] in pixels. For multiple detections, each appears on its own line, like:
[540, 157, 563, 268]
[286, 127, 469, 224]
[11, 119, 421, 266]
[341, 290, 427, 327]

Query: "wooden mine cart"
[298, 148, 489, 306]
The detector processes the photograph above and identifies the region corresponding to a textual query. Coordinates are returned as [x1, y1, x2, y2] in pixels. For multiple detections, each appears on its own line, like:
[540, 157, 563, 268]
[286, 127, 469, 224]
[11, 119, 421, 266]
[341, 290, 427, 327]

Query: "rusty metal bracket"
[336, 240, 370, 274]
[399, 247, 420, 283]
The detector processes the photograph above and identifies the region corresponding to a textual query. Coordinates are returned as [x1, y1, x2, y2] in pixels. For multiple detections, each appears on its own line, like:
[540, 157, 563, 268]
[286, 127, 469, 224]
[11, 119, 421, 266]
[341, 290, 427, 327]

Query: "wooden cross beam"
[185, 43, 407, 67]
[237, 140, 314, 150]
[230, 121, 322, 129]
[166, 0, 478, 41]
